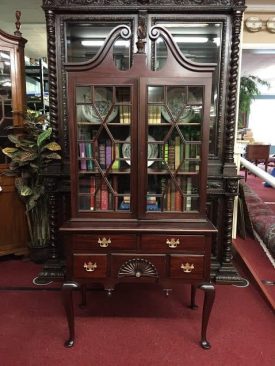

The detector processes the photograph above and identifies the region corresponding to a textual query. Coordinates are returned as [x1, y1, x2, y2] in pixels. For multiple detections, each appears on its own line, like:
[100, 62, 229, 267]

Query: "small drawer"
[111, 254, 166, 278]
[72, 234, 137, 251]
[140, 235, 205, 252]
[169, 255, 205, 280]
[73, 254, 107, 278]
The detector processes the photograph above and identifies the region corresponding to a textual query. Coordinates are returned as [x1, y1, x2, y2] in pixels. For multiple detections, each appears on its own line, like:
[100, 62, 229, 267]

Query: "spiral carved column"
[224, 9, 243, 170]
[45, 10, 58, 138]
[217, 7, 246, 285]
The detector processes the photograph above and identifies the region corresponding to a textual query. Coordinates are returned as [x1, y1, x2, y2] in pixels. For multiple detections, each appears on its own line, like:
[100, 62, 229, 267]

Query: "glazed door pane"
[0, 50, 12, 164]
[153, 21, 222, 155]
[66, 22, 131, 69]
[146, 84, 203, 213]
[76, 85, 133, 212]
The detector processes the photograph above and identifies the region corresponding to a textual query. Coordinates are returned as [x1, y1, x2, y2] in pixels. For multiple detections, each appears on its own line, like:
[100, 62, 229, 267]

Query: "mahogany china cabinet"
[0, 13, 29, 256]
[42, 0, 246, 348]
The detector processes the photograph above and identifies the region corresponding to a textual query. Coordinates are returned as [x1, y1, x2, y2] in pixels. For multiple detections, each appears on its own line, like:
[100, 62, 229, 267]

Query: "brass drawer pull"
[181, 263, 194, 273]
[98, 237, 111, 248]
[166, 238, 180, 248]
[83, 262, 97, 272]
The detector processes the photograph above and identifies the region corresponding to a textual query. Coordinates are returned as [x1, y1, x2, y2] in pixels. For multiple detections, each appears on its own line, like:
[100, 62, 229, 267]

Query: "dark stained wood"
[244, 144, 270, 181]
[73, 254, 108, 278]
[72, 234, 137, 251]
[42, 0, 247, 348]
[140, 234, 206, 252]
[0, 21, 28, 256]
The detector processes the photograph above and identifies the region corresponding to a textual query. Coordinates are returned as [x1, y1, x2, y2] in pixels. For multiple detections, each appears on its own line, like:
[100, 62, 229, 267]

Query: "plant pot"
[28, 246, 50, 264]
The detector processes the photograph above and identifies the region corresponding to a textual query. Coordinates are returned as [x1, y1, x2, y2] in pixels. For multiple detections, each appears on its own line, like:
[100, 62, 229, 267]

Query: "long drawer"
[140, 234, 206, 252]
[72, 234, 137, 251]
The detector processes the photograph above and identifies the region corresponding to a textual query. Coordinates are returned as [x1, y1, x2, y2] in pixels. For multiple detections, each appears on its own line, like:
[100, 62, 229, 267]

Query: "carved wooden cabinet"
[42, 0, 246, 348]
[0, 17, 29, 256]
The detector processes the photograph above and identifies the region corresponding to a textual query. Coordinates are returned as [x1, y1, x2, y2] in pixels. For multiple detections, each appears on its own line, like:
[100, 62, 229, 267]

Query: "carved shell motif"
[118, 258, 159, 278]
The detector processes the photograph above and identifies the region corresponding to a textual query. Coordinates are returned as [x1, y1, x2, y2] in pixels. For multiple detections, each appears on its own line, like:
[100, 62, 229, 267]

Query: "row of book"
[119, 194, 160, 211]
[79, 139, 121, 171]
[79, 176, 120, 211]
[79, 176, 195, 212]
[78, 139, 200, 173]
[161, 136, 200, 172]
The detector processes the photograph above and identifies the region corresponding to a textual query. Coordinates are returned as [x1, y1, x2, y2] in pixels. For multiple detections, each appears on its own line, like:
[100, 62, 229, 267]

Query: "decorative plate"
[81, 87, 118, 123]
[161, 87, 194, 123]
[122, 135, 158, 167]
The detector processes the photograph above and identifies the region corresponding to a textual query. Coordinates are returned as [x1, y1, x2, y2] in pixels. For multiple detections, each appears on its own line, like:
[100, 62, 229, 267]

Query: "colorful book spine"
[79, 142, 86, 171]
[79, 178, 90, 210]
[175, 177, 183, 211]
[99, 142, 106, 169]
[164, 143, 169, 166]
[168, 140, 175, 171]
[175, 136, 181, 171]
[100, 180, 109, 210]
[90, 176, 95, 211]
[185, 177, 192, 211]
[105, 139, 112, 169]
[85, 143, 93, 170]
[112, 176, 119, 209]
[112, 144, 120, 170]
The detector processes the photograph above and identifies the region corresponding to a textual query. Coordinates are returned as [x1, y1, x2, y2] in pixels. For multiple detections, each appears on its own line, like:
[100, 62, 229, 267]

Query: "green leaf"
[43, 141, 61, 151]
[44, 152, 62, 160]
[37, 128, 52, 147]
[20, 151, 38, 162]
[20, 185, 33, 196]
[7, 134, 20, 145]
[2, 147, 18, 157]
[15, 177, 24, 191]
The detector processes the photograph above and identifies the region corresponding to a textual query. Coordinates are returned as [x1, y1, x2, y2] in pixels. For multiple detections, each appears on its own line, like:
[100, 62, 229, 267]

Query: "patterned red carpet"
[240, 168, 275, 212]
[0, 258, 275, 366]
[0, 173, 274, 365]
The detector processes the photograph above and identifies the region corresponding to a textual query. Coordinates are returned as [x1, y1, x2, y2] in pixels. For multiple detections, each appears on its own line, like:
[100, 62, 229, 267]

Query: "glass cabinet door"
[146, 84, 204, 213]
[75, 84, 134, 213]
[0, 50, 12, 164]
[152, 21, 222, 156]
[66, 22, 131, 69]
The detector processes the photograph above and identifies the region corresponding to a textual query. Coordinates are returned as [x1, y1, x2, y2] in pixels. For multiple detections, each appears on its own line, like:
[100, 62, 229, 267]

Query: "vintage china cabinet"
[0, 12, 29, 256]
[42, 0, 246, 347]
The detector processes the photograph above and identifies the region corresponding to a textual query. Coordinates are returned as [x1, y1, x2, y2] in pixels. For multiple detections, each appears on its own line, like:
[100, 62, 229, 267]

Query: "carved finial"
[14, 10, 22, 37]
[136, 11, 147, 54]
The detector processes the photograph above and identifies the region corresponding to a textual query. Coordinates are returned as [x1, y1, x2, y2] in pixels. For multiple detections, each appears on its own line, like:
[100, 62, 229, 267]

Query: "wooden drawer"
[72, 234, 137, 251]
[111, 254, 166, 278]
[140, 234, 205, 252]
[73, 254, 107, 278]
[169, 255, 205, 280]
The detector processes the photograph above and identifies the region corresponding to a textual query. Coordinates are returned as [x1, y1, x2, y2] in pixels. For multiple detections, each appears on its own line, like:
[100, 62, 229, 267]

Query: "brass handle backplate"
[98, 237, 111, 248]
[83, 262, 97, 272]
[166, 238, 180, 248]
[181, 262, 194, 273]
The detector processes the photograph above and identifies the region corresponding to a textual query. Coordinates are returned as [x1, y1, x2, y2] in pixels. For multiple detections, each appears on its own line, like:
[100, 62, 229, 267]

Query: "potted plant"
[1, 110, 62, 262]
[238, 74, 270, 129]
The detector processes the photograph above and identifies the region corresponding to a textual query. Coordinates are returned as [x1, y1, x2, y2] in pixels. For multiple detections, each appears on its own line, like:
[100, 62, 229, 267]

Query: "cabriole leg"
[199, 283, 215, 350]
[62, 281, 79, 348]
